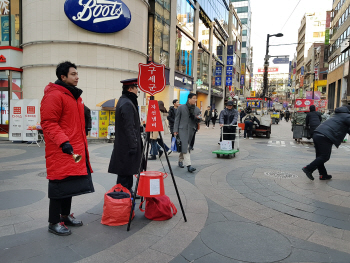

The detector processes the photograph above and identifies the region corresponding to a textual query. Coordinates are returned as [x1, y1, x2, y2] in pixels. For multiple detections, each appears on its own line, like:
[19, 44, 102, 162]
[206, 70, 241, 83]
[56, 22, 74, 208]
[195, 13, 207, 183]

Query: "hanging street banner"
[301, 66, 304, 75]
[215, 66, 222, 76]
[215, 77, 222, 86]
[240, 75, 245, 85]
[241, 63, 245, 74]
[226, 76, 232, 86]
[272, 57, 289, 64]
[227, 45, 234, 55]
[227, 56, 233, 65]
[314, 67, 319, 80]
[145, 100, 163, 132]
[258, 67, 279, 73]
[226, 66, 233, 76]
[138, 62, 166, 95]
[295, 99, 314, 108]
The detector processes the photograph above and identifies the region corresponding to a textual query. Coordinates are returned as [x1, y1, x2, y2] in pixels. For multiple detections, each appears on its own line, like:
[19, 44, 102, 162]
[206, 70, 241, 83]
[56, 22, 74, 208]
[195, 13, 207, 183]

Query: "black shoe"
[48, 222, 71, 236]
[302, 167, 314, 181]
[187, 165, 196, 173]
[159, 150, 163, 158]
[178, 161, 184, 168]
[61, 214, 83, 226]
[320, 174, 332, 180]
[148, 155, 156, 160]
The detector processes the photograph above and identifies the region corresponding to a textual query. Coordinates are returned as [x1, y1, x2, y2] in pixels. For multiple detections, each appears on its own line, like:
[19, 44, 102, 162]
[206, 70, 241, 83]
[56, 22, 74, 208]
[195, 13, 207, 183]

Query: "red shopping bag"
[139, 195, 177, 221]
[101, 184, 134, 226]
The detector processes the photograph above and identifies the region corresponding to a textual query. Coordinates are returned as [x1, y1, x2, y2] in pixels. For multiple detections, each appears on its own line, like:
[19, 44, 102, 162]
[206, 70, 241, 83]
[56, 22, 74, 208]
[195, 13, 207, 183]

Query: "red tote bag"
[101, 184, 134, 226]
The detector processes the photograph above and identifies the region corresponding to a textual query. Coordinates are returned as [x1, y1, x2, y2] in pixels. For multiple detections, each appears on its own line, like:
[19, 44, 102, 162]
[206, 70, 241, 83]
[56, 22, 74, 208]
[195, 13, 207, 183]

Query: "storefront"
[174, 71, 193, 104]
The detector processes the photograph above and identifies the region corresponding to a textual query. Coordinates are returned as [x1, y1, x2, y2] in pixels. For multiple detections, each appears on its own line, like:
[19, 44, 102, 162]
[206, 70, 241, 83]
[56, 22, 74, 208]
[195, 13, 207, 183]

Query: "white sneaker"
[249, 137, 254, 140]
[167, 150, 172, 155]
[244, 138, 246, 140]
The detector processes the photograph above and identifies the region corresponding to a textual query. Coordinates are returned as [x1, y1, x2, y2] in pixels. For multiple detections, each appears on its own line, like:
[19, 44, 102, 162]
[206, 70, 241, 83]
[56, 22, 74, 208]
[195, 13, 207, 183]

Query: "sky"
[250, 0, 333, 74]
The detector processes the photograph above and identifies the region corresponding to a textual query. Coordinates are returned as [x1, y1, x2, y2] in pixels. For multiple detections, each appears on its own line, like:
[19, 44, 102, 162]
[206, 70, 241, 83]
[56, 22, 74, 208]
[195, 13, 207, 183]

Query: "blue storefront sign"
[64, 0, 132, 33]
[216, 56, 222, 65]
[217, 46, 223, 56]
[226, 76, 232, 86]
[226, 66, 233, 76]
[1, 16, 9, 41]
[240, 75, 245, 85]
[227, 45, 234, 55]
[215, 66, 222, 76]
[215, 77, 222, 86]
[227, 56, 233, 65]
[301, 66, 304, 75]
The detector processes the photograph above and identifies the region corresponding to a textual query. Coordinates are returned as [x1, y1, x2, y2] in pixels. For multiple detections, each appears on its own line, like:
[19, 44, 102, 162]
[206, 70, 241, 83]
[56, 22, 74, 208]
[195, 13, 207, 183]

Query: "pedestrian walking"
[108, 78, 142, 191]
[219, 100, 238, 148]
[211, 109, 218, 128]
[280, 111, 284, 121]
[240, 108, 246, 123]
[167, 99, 179, 140]
[302, 105, 350, 181]
[242, 107, 260, 139]
[305, 105, 322, 138]
[41, 61, 95, 236]
[285, 110, 291, 122]
[204, 106, 211, 128]
[174, 93, 201, 173]
[84, 105, 92, 136]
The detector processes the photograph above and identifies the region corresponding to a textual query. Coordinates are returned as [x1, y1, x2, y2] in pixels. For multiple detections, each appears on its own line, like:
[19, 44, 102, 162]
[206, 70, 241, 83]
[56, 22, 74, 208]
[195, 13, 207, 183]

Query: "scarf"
[186, 101, 195, 120]
[55, 79, 82, 100]
[122, 90, 139, 112]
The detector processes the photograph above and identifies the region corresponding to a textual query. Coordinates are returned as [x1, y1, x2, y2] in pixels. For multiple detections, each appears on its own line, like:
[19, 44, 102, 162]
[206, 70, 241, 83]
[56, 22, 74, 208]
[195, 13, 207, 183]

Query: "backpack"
[139, 195, 177, 221]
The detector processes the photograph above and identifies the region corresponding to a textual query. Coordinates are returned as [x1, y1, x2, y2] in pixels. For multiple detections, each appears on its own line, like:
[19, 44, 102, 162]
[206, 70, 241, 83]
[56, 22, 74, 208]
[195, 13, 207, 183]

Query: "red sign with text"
[138, 62, 166, 95]
[13, 107, 21, 114]
[145, 100, 164, 132]
[295, 99, 314, 108]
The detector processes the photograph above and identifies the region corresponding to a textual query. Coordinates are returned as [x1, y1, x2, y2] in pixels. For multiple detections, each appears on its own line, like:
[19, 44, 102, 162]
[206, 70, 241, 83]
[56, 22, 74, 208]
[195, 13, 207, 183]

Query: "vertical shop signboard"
[1, 16, 9, 41]
[90, 111, 99, 138]
[9, 99, 24, 141]
[99, 110, 109, 137]
[109, 111, 115, 125]
[23, 99, 39, 141]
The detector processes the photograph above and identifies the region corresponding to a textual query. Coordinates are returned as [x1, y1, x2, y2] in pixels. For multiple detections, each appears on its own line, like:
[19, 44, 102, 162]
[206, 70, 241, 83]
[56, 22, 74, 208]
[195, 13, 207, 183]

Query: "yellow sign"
[314, 80, 327, 91]
[250, 91, 256, 97]
[109, 111, 115, 125]
[241, 63, 246, 75]
[99, 111, 110, 137]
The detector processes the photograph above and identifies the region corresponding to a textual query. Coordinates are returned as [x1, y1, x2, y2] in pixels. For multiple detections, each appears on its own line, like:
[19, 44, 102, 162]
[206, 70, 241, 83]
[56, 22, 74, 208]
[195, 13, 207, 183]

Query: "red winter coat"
[41, 83, 93, 180]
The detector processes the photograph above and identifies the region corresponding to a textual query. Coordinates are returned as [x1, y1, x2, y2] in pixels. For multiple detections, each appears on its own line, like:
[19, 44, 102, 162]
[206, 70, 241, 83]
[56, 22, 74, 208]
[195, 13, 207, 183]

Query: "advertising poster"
[90, 110, 99, 138]
[1, 91, 8, 125]
[1, 16, 9, 41]
[9, 99, 24, 141]
[99, 110, 109, 137]
[140, 106, 147, 125]
[294, 99, 314, 108]
[23, 99, 39, 141]
[109, 110, 115, 125]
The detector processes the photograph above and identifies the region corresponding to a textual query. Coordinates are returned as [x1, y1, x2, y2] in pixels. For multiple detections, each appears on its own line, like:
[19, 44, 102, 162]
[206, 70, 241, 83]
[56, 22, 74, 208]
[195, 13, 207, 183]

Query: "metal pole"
[312, 73, 315, 100]
[262, 34, 270, 98]
[346, 41, 350, 105]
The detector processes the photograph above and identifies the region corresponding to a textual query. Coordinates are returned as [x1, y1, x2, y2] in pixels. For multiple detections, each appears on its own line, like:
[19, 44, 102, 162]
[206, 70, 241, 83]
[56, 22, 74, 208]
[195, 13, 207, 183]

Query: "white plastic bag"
[220, 140, 232, 151]
[344, 134, 349, 143]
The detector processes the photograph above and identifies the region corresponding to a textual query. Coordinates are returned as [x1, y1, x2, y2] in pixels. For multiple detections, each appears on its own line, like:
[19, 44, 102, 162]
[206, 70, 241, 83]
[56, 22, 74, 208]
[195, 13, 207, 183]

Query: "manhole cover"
[38, 172, 47, 177]
[264, 171, 298, 179]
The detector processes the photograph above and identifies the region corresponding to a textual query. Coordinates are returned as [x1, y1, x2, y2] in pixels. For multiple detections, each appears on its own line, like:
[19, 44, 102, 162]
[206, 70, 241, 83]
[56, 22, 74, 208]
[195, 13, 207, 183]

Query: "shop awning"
[96, 99, 118, 108]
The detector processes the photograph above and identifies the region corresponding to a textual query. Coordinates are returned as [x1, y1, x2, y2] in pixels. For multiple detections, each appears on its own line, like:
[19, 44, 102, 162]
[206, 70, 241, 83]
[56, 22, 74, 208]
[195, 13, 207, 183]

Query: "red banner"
[314, 100, 328, 108]
[138, 62, 166, 95]
[258, 67, 279, 73]
[295, 99, 314, 108]
[145, 100, 164, 132]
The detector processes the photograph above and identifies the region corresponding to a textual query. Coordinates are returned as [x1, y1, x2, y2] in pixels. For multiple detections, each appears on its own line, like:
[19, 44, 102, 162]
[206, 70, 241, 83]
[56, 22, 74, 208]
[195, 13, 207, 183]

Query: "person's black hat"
[226, 101, 234, 106]
[121, 78, 138, 86]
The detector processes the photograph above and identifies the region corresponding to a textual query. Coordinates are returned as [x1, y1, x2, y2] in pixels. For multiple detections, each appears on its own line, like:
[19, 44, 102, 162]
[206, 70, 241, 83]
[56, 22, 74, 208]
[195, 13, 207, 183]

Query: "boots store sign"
[64, 0, 131, 33]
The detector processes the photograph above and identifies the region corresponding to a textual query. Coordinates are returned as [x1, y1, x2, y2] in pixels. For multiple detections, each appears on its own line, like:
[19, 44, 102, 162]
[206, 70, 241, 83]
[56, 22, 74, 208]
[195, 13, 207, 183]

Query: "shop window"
[242, 30, 247, 36]
[197, 48, 209, 84]
[0, 0, 21, 47]
[175, 29, 193, 76]
[240, 18, 248, 24]
[242, 42, 246, 48]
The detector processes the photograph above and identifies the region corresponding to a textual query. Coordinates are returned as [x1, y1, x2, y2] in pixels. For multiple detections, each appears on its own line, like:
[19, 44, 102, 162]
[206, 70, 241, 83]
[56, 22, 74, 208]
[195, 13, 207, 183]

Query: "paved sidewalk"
[1, 120, 350, 262]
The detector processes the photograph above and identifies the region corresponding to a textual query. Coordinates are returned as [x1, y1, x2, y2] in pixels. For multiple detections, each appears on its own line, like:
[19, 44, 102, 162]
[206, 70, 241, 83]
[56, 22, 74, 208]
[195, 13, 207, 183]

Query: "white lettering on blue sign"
[64, 0, 131, 33]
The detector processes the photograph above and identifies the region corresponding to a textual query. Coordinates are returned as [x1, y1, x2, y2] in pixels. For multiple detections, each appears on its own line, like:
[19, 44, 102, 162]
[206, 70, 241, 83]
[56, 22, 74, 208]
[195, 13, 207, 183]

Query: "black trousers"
[117, 175, 133, 191]
[190, 130, 197, 148]
[49, 197, 72, 224]
[244, 121, 253, 138]
[211, 118, 216, 126]
[205, 119, 210, 127]
[306, 133, 333, 176]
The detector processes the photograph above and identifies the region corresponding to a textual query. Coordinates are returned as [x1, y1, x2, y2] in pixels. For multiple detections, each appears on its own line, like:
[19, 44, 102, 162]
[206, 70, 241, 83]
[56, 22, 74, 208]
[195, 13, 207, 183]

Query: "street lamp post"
[262, 33, 283, 101]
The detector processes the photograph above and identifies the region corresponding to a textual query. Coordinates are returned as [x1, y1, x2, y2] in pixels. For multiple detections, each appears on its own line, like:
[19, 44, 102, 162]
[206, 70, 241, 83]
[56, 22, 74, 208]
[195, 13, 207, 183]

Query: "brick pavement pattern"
[1, 120, 350, 262]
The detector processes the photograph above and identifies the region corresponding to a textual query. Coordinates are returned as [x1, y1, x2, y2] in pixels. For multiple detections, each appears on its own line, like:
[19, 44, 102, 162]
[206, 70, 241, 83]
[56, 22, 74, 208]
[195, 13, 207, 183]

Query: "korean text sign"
[145, 100, 163, 132]
[138, 62, 166, 95]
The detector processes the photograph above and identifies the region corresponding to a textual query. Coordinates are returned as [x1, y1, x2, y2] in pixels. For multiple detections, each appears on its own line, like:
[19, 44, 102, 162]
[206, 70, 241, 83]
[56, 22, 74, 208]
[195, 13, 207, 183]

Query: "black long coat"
[306, 107, 322, 136]
[108, 95, 142, 175]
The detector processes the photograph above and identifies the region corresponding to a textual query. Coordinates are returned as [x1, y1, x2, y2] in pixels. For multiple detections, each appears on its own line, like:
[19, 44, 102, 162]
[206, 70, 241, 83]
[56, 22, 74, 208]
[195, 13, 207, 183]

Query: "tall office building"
[230, 0, 252, 94]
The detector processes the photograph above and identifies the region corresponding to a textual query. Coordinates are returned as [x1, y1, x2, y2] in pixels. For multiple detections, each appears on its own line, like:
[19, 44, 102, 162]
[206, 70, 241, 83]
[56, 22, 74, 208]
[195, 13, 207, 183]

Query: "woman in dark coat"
[306, 105, 322, 137]
[211, 109, 218, 128]
[203, 106, 211, 128]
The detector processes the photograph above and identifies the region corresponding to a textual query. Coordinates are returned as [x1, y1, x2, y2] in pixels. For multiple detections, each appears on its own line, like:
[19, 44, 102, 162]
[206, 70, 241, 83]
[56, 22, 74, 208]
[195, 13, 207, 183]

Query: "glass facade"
[197, 0, 229, 27]
[177, 0, 195, 37]
[197, 48, 209, 84]
[0, 0, 21, 48]
[175, 28, 194, 76]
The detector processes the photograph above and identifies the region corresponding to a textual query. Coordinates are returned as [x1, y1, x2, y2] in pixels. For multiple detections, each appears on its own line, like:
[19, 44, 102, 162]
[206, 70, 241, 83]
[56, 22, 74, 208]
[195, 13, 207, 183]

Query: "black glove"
[128, 148, 137, 155]
[61, 142, 73, 155]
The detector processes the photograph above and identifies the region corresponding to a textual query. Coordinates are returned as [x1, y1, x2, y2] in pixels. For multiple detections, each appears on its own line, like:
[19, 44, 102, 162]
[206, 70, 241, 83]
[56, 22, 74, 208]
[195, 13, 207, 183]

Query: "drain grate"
[37, 172, 47, 177]
[264, 171, 298, 179]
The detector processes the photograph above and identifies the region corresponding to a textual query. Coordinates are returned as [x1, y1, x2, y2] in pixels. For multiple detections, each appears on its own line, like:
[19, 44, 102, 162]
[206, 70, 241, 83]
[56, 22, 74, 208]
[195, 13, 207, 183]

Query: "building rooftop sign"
[64, 0, 131, 33]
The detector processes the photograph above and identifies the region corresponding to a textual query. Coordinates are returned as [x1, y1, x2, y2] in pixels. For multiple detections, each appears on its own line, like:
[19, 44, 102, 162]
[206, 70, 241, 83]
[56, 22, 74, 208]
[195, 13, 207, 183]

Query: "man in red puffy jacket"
[41, 61, 94, 236]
